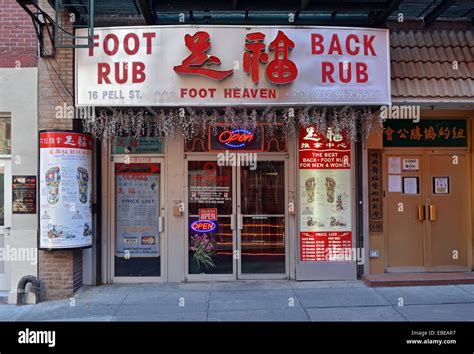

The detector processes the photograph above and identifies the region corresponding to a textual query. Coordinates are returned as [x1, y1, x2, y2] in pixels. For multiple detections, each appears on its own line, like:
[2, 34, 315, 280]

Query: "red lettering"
[132, 62, 146, 83]
[322, 62, 335, 83]
[89, 34, 99, 56]
[218, 130, 254, 144]
[328, 34, 343, 55]
[142, 32, 156, 54]
[104, 34, 119, 55]
[311, 33, 324, 55]
[364, 35, 376, 56]
[340, 62, 352, 83]
[345, 34, 360, 56]
[98, 63, 111, 84]
[356, 62, 368, 83]
[124, 33, 140, 55]
[115, 62, 128, 84]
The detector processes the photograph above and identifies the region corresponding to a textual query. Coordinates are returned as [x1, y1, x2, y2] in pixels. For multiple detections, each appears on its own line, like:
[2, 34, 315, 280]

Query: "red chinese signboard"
[299, 126, 351, 169]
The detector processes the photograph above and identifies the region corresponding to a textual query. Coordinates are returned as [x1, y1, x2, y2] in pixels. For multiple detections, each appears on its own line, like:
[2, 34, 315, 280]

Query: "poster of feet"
[39, 132, 93, 249]
[298, 126, 353, 262]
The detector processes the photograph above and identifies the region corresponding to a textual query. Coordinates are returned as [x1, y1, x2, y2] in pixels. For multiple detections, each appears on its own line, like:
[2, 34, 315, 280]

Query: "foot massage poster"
[298, 126, 352, 262]
[39, 131, 93, 249]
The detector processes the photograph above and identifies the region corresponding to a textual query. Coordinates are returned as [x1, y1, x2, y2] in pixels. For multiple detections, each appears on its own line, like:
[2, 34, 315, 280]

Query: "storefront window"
[0, 117, 11, 155]
[114, 163, 161, 277]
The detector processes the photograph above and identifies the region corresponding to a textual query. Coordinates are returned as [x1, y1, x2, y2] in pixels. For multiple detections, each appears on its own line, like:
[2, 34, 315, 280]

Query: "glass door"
[187, 159, 236, 279]
[186, 157, 287, 280]
[238, 160, 287, 278]
[113, 158, 164, 280]
[0, 159, 11, 290]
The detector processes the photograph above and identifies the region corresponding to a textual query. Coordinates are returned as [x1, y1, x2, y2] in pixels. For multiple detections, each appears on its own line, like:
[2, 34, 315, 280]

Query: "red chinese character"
[243, 32, 269, 83]
[266, 31, 298, 84]
[173, 31, 233, 81]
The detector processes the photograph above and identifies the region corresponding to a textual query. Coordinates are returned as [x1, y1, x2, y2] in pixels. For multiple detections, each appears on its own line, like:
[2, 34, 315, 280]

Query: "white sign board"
[39, 132, 93, 249]
[75, 26, 390, 106]
[403, 158, 419, 171]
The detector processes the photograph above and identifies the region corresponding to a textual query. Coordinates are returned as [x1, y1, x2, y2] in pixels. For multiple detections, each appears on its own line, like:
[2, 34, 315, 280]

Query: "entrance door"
[112, 158, 164, 281]
[0, 159, 11, 290]
[187, 158, 287, 279]
[385, 150, 470, 272]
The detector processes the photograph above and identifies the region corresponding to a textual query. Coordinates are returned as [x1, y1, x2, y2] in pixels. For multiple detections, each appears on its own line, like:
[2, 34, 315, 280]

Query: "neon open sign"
[218, 129, 254, 148]
[190, 220, 217, 233]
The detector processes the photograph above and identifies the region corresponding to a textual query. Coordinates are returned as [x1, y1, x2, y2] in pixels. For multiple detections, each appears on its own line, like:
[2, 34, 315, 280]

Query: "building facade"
[0, 0, 473, 302]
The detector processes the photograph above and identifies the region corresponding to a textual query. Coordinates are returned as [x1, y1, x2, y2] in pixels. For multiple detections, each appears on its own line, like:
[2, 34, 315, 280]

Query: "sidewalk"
[1, 281, 474, 321]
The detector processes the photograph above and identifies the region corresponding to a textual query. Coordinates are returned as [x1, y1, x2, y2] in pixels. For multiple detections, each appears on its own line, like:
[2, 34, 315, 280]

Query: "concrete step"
[0, 291, 9, 304]
[362, 272, 474, 287]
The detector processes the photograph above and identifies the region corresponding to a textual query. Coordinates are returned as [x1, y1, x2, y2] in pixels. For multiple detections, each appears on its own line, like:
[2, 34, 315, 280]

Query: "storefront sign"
[116, 163, 160, 257]
[39, 132, 93, 249]
[209, 125, 264, 152]
[190, 220, 217, 233]
[298, 126, 352, 262]
[12, 176, 36, 214]
[199, 208, 217, 221]
[368, 150, 382, 232]
[383, 119, 467, 147]
[112, 137, 163, 154]
[76, 26, 390, 106]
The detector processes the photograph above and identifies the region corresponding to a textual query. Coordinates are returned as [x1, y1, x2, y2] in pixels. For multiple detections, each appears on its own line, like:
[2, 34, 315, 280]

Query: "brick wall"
[37, 0, 80, 300]
[0, 0, 37, 67]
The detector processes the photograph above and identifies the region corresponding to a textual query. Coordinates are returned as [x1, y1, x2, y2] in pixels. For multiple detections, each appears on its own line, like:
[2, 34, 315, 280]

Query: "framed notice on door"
[433, 177, 449, 194]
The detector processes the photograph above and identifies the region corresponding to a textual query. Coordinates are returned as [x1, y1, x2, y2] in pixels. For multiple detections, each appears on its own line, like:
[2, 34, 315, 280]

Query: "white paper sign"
[403, 159, 419, 171]
[403, 177, 418, 195]
[388, 157, 401, 174]
[388, 175, 402, 192]
[75, 26, 390, 106]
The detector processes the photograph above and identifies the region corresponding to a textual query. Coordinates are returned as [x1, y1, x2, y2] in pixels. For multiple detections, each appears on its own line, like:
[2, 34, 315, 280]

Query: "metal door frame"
[0, 158, 12, 290]
[236, 155, 289, 280]
[109, 155, 167, 283]
[185, 153, 289, 281]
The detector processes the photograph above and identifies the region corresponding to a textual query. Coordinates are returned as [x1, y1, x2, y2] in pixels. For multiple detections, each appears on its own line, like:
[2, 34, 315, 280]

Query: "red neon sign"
[218, 129, 254, 148]
[191, 220, 217, 233]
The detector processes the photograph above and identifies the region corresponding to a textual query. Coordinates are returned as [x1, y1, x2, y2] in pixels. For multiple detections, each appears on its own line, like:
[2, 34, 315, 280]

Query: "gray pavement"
[1, 280, 474, 321]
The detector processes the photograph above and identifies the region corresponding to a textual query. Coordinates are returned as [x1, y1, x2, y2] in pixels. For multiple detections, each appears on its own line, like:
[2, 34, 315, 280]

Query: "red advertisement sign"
[299, 126, 351, 170]
[199, 208, 218, 221]
[300, 231, 353, 261]
[40, 132, 93, 150]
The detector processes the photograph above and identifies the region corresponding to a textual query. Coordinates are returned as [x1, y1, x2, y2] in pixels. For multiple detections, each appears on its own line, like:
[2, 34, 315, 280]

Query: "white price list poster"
[39, 132, 93, 249]
[115, 164, 160, 257]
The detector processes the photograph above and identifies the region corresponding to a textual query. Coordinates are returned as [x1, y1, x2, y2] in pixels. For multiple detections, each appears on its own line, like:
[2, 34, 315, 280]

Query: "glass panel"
[241, 216, 285, 273]
[188, 216, 233, 274]
[0, 118, 11, 155]
[241, 161, 285, 274]
[241, 161, 285, 215]
[188, 161, 233, 274]
[115, 163, 161, 277]
[0, 167, 4, 226]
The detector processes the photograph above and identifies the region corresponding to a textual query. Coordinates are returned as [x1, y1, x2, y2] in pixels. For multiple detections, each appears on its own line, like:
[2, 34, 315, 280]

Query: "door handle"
[237, 214, 243, 230]
[418, 205, 425, 221]
[230, 215, 235, 230]
[429, 205, 436, 221]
